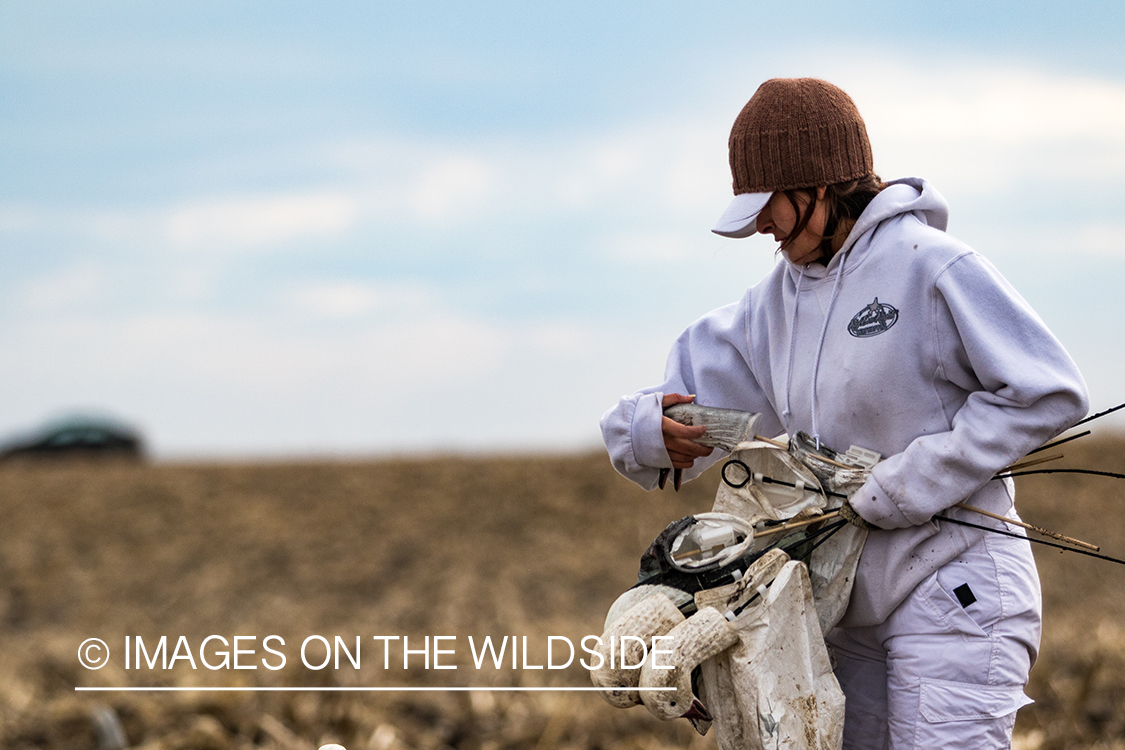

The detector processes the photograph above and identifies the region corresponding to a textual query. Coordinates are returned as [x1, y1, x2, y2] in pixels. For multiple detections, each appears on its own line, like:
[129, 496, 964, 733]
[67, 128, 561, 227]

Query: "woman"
[600, 78, 1088, 748]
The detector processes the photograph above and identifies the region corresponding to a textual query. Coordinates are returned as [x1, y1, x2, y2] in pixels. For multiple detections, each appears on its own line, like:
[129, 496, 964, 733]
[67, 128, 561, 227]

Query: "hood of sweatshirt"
[783, 177, 950, 283]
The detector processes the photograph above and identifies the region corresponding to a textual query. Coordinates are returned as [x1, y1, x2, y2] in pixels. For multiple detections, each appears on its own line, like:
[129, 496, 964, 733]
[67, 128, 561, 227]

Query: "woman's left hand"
[660, 393, 714, 469]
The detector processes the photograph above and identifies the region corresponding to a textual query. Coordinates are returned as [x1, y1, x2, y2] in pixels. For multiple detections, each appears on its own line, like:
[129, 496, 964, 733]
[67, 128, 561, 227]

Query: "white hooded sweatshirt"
[601, 178, 1089, 627]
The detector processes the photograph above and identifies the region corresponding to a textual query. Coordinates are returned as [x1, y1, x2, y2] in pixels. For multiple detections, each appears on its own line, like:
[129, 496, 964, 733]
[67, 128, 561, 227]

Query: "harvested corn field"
[2, 437, 1124, 750]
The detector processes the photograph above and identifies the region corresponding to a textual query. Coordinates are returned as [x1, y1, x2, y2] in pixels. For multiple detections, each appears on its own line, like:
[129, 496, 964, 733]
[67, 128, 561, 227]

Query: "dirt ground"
[1, 435, 1123, 750]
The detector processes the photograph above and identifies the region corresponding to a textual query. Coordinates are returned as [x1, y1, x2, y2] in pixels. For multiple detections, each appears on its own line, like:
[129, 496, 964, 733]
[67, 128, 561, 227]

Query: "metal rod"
[934, 514, 1125, 566]
[1071, 402, 1125, 429]
[1026, 430, 1091, 456]
[742, 471, 846, 499]
[730, 468, 1110, 555]
[795, 519, 850, 559]
[995, 468, 1125, 481]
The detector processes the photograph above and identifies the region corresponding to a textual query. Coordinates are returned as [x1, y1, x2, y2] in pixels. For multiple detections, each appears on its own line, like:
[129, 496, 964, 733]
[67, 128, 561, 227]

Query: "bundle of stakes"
[663, 401, 1125, 568]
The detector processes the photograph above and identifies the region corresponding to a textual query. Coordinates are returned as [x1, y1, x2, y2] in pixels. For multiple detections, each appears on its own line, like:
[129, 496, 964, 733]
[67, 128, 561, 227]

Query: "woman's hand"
[661, 393, 714, 469]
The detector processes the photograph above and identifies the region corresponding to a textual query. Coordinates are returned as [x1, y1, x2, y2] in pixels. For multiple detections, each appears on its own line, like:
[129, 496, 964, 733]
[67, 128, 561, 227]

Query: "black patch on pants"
[953, 583, 977, 608]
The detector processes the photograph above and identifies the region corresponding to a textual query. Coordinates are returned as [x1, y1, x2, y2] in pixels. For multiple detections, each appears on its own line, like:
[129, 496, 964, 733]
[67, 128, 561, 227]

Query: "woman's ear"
[816, 185, 827, 199]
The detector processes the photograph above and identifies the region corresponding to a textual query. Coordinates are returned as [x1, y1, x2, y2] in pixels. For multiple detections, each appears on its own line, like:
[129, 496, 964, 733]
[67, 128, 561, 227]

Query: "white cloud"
[7, 60, 1124, 271]
[0, 307, 510, 394]
[1075, 224, 1125, 257]
[0, 205, 47, 232]
[407, 157, 498, 222]
[0, 301, 671, 455]
[321, 118, 730, 229]
[2, 118, 730, 261]
[519, 321, 595, 358]
[24, 65, 1110, 259]
[165, 191, 359, 250]
[547, 122, 729, 217]
[842, 65, 1125, 191]
[316, 139, 508, 226]
[17, 268, 106, 312]
[601, 230, 708, 261]
[962, 220, 1125, 261]
[860, 69, 1125, 143]
[287, 280, 436, 319]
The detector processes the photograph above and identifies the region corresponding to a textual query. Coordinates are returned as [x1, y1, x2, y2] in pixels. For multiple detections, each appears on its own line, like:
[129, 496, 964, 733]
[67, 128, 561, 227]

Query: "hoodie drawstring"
[809, 249, 850, 446]
[781, 271, 804, 423]
[783, 250, 850, 448]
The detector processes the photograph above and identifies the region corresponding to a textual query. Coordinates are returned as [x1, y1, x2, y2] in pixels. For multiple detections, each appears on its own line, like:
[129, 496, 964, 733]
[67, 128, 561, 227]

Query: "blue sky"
[2, 1, 1124, 457]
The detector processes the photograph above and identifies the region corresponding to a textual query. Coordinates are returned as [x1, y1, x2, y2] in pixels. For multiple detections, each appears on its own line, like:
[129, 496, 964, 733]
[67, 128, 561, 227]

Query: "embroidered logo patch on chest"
[847, 297, 899, 338]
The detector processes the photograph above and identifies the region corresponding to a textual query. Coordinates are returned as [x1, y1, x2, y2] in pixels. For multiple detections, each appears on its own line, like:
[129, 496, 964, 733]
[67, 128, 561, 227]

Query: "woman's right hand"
[661, 393, 714, 469]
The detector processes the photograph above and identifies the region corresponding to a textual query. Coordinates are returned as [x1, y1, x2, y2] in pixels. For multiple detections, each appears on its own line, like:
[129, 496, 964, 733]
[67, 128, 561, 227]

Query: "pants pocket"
[917, 572, 990, 640]
[914, 678, 1032, 748]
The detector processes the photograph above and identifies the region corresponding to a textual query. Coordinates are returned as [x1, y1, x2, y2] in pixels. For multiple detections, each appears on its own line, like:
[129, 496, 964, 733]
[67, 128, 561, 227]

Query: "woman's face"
[756, 187, 828, 265]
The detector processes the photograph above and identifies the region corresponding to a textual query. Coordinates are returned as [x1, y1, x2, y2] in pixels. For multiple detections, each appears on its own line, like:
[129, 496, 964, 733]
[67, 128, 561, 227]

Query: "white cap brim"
[711, 191, 772, 238]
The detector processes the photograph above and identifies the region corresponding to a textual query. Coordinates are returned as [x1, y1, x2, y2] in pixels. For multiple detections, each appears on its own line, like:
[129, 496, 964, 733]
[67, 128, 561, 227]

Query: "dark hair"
[780, 173, 886, 263]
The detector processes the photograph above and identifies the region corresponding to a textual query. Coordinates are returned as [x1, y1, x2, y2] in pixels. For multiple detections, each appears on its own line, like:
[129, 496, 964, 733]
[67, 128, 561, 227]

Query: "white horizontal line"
[75, 686, 673, 692]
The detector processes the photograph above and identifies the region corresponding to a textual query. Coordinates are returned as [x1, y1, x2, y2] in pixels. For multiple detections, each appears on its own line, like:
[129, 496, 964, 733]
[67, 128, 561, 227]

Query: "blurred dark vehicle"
[0, 418, 145, 462]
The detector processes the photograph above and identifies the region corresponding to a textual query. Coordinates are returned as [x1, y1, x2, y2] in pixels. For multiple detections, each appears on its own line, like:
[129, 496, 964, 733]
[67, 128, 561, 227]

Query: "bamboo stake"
[954, 502, 1100, 551]
[1000, 453, 1064, 474]
[752, 434, 789, 449]
[753, 511, 841, 539]
[721, 462, 1105, 553]
[936, 514, 1125, 566]
[751, 434, 858, 470]
[673, 512, 843, 560]
[807, 453, 859, 471]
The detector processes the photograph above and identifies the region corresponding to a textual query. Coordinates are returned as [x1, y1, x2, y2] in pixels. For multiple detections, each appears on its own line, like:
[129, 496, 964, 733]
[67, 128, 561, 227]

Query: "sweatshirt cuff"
[849, 474, 912, 529]
[632, 392, 671, 469]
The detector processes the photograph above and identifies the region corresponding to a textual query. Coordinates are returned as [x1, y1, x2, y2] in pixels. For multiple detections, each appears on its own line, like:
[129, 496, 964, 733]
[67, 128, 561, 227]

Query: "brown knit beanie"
[728, 78, 873, 194]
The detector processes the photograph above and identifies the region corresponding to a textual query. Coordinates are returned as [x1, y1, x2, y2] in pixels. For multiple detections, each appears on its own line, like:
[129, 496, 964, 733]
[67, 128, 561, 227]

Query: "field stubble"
[1, 437, 1123, 749]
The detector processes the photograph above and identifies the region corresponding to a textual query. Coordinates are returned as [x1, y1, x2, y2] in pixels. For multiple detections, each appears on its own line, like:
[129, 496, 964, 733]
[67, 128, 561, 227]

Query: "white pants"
[826, 530, 1041, 749]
